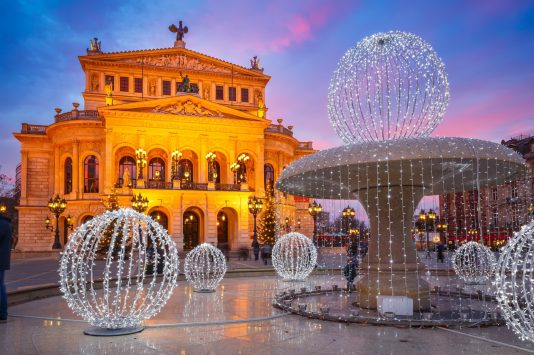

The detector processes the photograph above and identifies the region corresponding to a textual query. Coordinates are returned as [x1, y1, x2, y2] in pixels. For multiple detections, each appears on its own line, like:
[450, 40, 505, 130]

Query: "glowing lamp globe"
[184, 243, 227, 292]
[495, 221, 534, 342]
[59, 208, 179, 335]
[452, 241, 496, 284]
[272, 232, 317, 281]
[328, 31, 450, 144]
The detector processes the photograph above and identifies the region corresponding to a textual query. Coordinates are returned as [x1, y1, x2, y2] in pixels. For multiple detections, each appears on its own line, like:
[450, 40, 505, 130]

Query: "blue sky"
[0, 0, 533, 179]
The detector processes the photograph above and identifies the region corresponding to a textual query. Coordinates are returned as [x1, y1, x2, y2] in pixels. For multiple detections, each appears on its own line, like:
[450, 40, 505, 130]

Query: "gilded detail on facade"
[153, 101, 221, 116]
[125, 54, 232, 74]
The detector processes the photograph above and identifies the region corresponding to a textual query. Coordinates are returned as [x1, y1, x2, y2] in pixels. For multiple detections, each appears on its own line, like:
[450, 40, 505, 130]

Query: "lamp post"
[171, 150, 182, 181]
[418, 208, 436, 257]
[248, 196, 263, 261]
[342, 205, 355, 233]
[131, 193, 149, 213]
[297, 217, 301, 230]
[135, 148, 147, 180]
[232, 153, 250, 184]
[0, 203, 6, 214]
[205, 151, 217, 182]
[308, 201, 322, 245]
[47, 194, 67, 249]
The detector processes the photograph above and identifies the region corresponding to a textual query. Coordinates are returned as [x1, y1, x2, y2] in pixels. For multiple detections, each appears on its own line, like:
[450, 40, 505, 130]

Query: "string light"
[495, 220, 534, 342]
[272, 232, 317, 281]
[59, 208, 179, 333]
[328, 31, 449, 144]
[451, 241, 496, 284]
[184, 243, 227, 292]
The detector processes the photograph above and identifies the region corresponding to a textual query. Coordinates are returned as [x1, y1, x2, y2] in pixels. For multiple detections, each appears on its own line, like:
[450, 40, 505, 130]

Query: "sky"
[0, 0, 533, 180]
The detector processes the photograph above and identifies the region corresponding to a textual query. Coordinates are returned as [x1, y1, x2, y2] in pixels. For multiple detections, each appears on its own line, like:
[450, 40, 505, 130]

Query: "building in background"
[13, 25, 315, 252]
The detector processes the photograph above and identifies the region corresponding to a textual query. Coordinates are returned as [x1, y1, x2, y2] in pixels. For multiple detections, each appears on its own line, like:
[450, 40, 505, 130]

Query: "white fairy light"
[328, 31, 449, 144]
[184, 243, 227, 292]
[59, 208, 179, 332]
[451, 241, 496, 284]
[272, 232, 317, 281]
[495, 220, 534, 342]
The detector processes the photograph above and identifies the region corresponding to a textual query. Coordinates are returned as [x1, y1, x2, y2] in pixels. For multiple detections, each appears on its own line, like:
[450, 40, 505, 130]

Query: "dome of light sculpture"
[495, 220, 534, 342]
[272, 232, 317, 281]
[59, 208, 179, 335]
[328, 31, 449, 144]
[184, 243, 227, 292]
[452, 241, 496, 284]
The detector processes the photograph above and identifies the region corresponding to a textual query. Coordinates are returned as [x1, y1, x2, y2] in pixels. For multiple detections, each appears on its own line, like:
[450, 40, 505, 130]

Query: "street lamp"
[205, 151, 217, 182]
[418, 208, 437, 257]
[171, 150, 182, 181]
[131, 193, 149, 213]
[308, 201, 322, 245]
[135, 148, 147, 180]
[47, 194, 67, 249]
[342, 205, 355, 233]
[284, 217, 290, 232]
[0, 203, 6, 214]
[248, 195, 263, 261]
[297, 217, 301, 230]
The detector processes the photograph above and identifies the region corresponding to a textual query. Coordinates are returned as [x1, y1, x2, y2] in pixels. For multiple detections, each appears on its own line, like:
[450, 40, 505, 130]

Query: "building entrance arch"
[183, 207, 203, 250]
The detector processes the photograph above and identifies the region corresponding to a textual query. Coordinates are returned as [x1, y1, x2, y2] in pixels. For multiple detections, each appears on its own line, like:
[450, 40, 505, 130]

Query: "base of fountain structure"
[84, 325, 144, 336]
[355, 270, 431, 311]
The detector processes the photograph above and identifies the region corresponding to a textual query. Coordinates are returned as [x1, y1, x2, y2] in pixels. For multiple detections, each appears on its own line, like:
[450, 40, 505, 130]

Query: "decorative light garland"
[452, 241, 496, 284]
[495, 220, 534, 342]
[272, 232, 317, 281]
[184, 243, 227, 292]
[59, 208, 179, 333]
[328, 31, 449, 144]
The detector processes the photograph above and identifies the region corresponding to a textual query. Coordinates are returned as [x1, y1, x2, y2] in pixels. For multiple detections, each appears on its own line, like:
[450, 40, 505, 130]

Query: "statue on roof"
[250, 55, 263, 72]
[169, 20, 188, 48]
[177, 71, 191, 93]
[87, 37, 102, 54]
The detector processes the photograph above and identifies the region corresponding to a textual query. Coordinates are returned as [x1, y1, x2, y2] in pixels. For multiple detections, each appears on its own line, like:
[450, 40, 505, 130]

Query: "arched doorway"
[183, 209, 201, 249]
[150, 210, 169, 230]
[217, 207, 238, 250]
[217, 211, 228, 248]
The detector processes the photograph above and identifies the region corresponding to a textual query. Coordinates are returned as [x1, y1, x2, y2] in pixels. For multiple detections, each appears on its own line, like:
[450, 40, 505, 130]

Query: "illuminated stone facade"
[14, 35, 315, 251]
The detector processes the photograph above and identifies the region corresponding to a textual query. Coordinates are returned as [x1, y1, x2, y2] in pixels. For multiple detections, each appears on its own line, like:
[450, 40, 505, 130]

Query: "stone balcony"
[54, 109, 101, 123]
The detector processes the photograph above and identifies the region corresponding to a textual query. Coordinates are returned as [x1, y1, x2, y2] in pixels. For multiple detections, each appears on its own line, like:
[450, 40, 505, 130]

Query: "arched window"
[148, 158, 165, 181]
[81, 215, 93, 224]
[264, 163, 274, 190]
[178, 159, 193, 182]
[83, 155, 99, 193]
[212, 161, 221, 183]
[64, 158, 72, 194]
[119, 156, 136, 187]
[150, 211, 169, 230]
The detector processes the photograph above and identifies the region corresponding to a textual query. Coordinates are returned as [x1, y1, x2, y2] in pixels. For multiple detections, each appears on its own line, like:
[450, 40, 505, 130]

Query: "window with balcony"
[264, 163, 274, 191]
[148, 158, 165, 181]
[64, 158, 72, 194]
[178, 159, 193, 182]
[120, 76, 129, 92]
[83, 155, 99, 193]
[119, 156, 136, 187]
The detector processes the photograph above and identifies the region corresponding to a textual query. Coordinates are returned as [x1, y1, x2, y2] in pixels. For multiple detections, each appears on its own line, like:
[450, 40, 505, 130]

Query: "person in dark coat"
[343, 256, 358, 292]
[436, 242, 446, 263]
[0, 213, 12, 322]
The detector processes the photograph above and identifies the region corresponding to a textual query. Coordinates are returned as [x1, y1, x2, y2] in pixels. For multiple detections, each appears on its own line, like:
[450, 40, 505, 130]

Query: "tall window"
[83, 155, 99, 193]
[134, 78, 143, 93]
[162, 80, 171, 95]
[228, 87, 236, 101]
[148, 158, 165, 181]
[492, 208, 499, 227]
[178, 159, 193, 182]
[264, 163, 274, 190]
[105, 75, 114, 90]
[119, 76, 129, 92]
[215, 85, 224, 100]
[511, 185, 518, 199]
[212, 161, 221, 183]
[64, 158, 72, 194]
[150, 211, 169, 230]
[119, 156, 136, 187]
[241, 88, 249, 103]
[491, 188, 498, 201]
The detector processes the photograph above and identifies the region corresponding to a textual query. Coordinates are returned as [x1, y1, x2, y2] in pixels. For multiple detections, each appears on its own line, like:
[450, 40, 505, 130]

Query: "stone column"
[72, 141, 79, 199]
[356, 184, 430, 311]
[104, 130, 113, 194]
[54, 146, 60, 194]
[199, 136, 207, 183]
[20, 151, 28, 205]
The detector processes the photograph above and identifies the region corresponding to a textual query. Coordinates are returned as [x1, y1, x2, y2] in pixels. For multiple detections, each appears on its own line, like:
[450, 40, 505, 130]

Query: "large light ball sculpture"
[452, 241, 496, 284]
[495, 221, 534, 342]
[59, 208, 179, 335]
[272, 232, 317, 281]
[184, 243, 227, 292]
[328, 31, 450, 144]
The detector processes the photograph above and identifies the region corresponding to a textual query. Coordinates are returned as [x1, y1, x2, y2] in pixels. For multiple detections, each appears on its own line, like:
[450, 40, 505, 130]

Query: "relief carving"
[153, 100, 222, 117]
[126, 55, 231, 74]
[90, 73, 99, 91]
[149, 78, 157, 96]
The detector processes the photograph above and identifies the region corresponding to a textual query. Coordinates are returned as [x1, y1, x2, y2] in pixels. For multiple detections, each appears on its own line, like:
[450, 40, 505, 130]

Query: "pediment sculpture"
[153, 100, 222, 117]
[125, 54, 231, 74]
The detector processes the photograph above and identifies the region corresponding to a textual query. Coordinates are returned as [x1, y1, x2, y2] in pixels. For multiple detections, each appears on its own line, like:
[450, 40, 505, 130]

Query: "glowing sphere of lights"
[452, 241, 496, 284]
[328, 31, 450, 144]
[59, 208, 179, 331]
[495, 221, 534, 342]
[184, 243, 227, 292]
[272, 232, 317, 281]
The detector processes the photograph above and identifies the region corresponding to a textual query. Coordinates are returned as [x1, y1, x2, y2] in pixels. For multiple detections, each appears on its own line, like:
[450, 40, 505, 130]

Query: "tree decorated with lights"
[258, 183, 277, 245]
[96, 188, 125, 256]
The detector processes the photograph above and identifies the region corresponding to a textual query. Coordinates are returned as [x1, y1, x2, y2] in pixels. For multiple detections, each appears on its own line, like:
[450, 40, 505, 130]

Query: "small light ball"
[272, 232, 317, 281]
[452, 241, 496, 284]
[495, 221, 534, 342]
[59, 208, 179, 329]
[184, 243, 227, 292]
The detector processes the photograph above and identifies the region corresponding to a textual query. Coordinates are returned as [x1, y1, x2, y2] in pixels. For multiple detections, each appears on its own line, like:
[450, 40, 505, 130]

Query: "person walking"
[436, 242, 445, 263]
[0, 212, 12, 322]
[343, 256, 358, 292]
